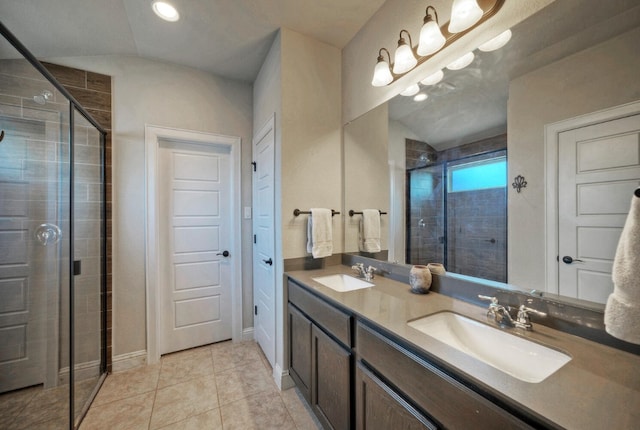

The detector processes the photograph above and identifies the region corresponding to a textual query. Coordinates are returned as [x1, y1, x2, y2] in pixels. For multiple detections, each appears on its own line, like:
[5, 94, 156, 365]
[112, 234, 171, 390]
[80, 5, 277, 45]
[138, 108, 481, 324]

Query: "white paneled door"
[558, 113, 640, 303]
[252, 117, 276, 367]
[158, 141, 232, 354]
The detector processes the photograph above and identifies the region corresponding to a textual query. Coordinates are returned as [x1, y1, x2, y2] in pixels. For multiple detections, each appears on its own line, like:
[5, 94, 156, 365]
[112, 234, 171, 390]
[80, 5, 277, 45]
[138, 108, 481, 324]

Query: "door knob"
[263, 258, 273, 266]
[562, 256, 584, 264]
[216, 250, 230, 257]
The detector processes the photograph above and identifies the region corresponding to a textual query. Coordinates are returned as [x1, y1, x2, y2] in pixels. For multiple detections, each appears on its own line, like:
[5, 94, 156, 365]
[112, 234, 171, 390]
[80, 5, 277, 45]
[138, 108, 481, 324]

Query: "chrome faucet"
[352, 263, 376, 282]
[478, 295, 546, 330]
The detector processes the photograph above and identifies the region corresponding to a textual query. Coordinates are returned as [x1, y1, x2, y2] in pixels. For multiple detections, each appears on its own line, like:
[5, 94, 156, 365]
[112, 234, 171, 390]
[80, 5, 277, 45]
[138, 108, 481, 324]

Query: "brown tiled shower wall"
[43, 62, 113, 372]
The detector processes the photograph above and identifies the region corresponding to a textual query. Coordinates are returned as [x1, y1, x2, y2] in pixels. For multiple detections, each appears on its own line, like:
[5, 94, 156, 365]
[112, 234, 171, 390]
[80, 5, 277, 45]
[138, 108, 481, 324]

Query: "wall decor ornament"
[512, 175, 527, 193]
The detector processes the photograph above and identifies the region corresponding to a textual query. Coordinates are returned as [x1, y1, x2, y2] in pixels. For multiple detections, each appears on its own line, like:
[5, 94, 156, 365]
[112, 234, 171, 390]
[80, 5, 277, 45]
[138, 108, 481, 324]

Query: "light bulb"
[371, 60, 393, 87]
[478, 29, 512, 52]
[420, 70, 444, 86]
[393, 31, 418, 75]
[371, 49, 393, 87]
[417, 8, 446, 56]
[448, 0, 483, 33]
[446, 52, 475, 70]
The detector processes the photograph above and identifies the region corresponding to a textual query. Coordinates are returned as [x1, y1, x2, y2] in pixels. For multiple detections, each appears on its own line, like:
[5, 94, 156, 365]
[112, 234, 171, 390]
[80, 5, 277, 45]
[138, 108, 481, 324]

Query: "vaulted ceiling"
[0, 0, 386, 82]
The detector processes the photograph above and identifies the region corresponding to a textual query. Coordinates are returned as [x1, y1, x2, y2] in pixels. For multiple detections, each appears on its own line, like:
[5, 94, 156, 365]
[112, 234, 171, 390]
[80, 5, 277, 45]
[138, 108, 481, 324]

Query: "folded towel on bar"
[604, 188, 640, 344]
[306, 208, 333, 259]
[359, 209, 381, 253]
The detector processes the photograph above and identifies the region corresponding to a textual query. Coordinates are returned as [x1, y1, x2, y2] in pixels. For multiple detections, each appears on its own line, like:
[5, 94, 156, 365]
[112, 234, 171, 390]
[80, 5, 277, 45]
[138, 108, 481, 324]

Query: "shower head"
[33, 90, 53, 105]
[419, 152, 437, 164]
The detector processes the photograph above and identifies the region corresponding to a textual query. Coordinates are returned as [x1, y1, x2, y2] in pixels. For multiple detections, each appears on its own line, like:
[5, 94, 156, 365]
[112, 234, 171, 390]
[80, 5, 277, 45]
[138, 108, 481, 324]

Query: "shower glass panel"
[71, 108, 105, 425]
[0, 23, 106, 429]
[0, 57, 72, 428]
[406, 150, 507, 283]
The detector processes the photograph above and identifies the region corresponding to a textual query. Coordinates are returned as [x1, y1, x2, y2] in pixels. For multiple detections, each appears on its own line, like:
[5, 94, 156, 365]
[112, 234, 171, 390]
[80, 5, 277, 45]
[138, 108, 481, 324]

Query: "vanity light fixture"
[400, 84, 421, 97]
[446, 51, 475, 70]
[420, 69, 444, 86]
[152, 1, 180, 22]
[414, 93, 429, 102]
[371, 48, 394, 87]
[370, 0, 505, 87]
[417, 7, 446, 56]
[393, 30, 418, 75]
[448, 0, 483, 33]
[478, 29, 512, 52]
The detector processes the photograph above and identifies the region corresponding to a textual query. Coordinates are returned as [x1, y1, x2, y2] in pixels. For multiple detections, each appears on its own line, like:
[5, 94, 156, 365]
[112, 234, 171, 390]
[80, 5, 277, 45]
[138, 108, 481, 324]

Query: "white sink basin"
[311, 274, 374, 292]
[408, 312, 571, 383]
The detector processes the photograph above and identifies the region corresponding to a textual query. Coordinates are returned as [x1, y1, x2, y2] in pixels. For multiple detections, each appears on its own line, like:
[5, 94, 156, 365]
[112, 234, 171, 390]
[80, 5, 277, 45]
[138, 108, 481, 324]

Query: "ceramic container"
[409, 265, 432, 294]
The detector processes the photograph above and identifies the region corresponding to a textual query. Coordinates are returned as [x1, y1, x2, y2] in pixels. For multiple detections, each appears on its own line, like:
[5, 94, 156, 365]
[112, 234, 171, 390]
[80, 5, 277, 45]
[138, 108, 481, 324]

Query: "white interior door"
[558, 113, 640, 303]
[252, 118, 276, 367]
[158, 141, 232, 355]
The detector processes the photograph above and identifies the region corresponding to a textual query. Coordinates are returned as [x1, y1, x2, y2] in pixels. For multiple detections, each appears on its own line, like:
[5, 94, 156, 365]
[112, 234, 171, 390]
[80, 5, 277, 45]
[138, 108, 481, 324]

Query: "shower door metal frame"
[0, 20, 108, 429]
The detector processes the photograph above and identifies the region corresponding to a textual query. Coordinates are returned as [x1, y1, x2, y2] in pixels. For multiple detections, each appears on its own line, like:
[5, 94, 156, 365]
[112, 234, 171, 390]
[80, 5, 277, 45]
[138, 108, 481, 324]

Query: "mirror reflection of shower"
[407, 143, 508, 283]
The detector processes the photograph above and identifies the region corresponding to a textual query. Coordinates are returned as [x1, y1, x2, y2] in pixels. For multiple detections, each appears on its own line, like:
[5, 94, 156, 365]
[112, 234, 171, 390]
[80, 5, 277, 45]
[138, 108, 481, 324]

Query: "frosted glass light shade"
[448, 0, 483, 33]
[420, 69, 444, 86]
[400, 84, 420, 96]
[446, 52, 475, 70]
[417, 20, 446, 56]
[371, 60, 393, 87]
[478, 29, 512, 52]
[393, 43, 418, 75]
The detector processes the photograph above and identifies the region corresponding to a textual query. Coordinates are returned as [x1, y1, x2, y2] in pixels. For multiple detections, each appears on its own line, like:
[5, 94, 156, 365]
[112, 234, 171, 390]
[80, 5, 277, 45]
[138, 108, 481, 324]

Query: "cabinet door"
[288, 304, 312, 401]
[312, 325, 351, 430]
[356, 363, 438, 430]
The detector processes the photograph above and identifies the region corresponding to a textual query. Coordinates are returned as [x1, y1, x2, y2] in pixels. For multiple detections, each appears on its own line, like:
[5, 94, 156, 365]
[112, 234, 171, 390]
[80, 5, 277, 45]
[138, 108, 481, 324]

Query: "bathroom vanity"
[286, 265, 640, 429]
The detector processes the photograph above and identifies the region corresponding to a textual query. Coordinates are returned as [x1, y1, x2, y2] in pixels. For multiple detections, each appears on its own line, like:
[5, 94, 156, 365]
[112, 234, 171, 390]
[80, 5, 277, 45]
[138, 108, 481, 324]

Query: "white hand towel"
[359, 209, 381, 253]
[604, 189, 640, 344]
[306, 208, 333, 259]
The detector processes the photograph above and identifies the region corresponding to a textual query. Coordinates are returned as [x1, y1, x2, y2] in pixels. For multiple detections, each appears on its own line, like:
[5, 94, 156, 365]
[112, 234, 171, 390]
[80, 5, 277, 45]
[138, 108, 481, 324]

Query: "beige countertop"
[286, 265, 640, 430]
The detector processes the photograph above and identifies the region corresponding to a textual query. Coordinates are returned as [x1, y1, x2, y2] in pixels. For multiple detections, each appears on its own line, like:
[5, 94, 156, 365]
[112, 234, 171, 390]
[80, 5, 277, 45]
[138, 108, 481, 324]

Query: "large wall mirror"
[344, 0, 640, 306]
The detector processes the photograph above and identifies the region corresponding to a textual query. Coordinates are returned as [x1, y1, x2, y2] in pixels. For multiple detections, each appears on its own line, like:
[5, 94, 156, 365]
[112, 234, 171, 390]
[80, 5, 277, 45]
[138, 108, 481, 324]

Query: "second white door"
[158, 141, 232, 355]
[558, 113, 640, 303]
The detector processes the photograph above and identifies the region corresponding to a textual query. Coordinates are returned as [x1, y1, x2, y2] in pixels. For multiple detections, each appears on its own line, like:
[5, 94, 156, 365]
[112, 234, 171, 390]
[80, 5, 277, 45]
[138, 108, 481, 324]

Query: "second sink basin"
[408, 312, 571, 383]
[312, 274, 374, 292]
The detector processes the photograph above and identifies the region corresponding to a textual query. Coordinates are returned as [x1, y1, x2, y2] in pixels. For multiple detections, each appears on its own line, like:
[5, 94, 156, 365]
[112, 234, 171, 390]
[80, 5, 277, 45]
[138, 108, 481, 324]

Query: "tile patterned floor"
[80, 340, 323, 430]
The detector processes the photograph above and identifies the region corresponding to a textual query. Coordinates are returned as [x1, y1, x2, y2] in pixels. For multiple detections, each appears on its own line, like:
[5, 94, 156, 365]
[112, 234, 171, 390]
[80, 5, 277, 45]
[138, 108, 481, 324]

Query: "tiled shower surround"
[407, 135, 507, 282]
[0, 56, 111, 428]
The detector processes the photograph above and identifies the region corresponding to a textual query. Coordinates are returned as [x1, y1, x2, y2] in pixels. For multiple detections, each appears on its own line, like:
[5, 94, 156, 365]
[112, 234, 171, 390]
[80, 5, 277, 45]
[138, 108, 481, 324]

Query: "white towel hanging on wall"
[604, 188, 640, 344]
[359, 209, 381, 253]
[306, 208, 333, 259]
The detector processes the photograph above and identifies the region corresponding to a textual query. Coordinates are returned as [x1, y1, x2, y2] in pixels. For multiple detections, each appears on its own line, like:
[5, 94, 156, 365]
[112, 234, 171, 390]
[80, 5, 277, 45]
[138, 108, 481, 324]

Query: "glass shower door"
[0, 58, 71, 428]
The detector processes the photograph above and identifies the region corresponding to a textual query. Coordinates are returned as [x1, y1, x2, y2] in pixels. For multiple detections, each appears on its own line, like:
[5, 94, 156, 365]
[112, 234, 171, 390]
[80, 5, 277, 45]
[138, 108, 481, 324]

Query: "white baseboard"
[273, 363, 295, 390]
[112, 350, 147, 372]
[241, 327, 255, 342]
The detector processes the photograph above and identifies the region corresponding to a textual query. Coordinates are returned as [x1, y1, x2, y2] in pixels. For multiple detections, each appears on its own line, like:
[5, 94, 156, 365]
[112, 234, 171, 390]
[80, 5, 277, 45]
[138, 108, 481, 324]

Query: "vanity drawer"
[356, 322, 535, 430]
[288, 278, 352, 347]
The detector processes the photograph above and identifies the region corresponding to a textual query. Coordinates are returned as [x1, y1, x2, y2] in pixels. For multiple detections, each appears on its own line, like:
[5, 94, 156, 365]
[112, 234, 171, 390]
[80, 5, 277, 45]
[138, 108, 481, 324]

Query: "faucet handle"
[515, 305, 546, 330]
[478, 295, 498, 305]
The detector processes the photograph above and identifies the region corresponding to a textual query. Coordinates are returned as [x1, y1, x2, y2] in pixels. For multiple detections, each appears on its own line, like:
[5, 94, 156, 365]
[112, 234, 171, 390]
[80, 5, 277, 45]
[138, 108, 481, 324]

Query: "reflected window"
[448, 156, 507, 193]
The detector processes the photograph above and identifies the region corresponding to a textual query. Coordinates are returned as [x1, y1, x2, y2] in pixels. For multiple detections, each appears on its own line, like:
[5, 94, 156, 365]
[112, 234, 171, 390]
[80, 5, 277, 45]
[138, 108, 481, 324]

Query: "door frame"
[145, 125, 242, 364]
[544, 100, 640, 295]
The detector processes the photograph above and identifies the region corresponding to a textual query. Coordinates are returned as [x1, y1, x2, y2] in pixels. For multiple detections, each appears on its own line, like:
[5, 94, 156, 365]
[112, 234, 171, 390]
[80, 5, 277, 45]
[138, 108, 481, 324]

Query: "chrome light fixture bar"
[371, 0, 505, 87]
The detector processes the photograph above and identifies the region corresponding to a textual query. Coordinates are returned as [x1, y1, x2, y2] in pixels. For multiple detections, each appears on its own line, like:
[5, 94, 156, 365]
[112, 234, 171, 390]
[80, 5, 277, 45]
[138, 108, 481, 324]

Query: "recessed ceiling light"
[413, 93, 428, 102]
[152, 1, 180, 22]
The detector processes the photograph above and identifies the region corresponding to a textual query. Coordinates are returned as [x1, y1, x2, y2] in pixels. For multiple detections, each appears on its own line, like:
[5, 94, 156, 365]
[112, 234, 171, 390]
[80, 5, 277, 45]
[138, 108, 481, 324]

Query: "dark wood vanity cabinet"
[287, 279, 352, 430]
[356, 362, 437, 430]
[356, 322, 536, 430]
